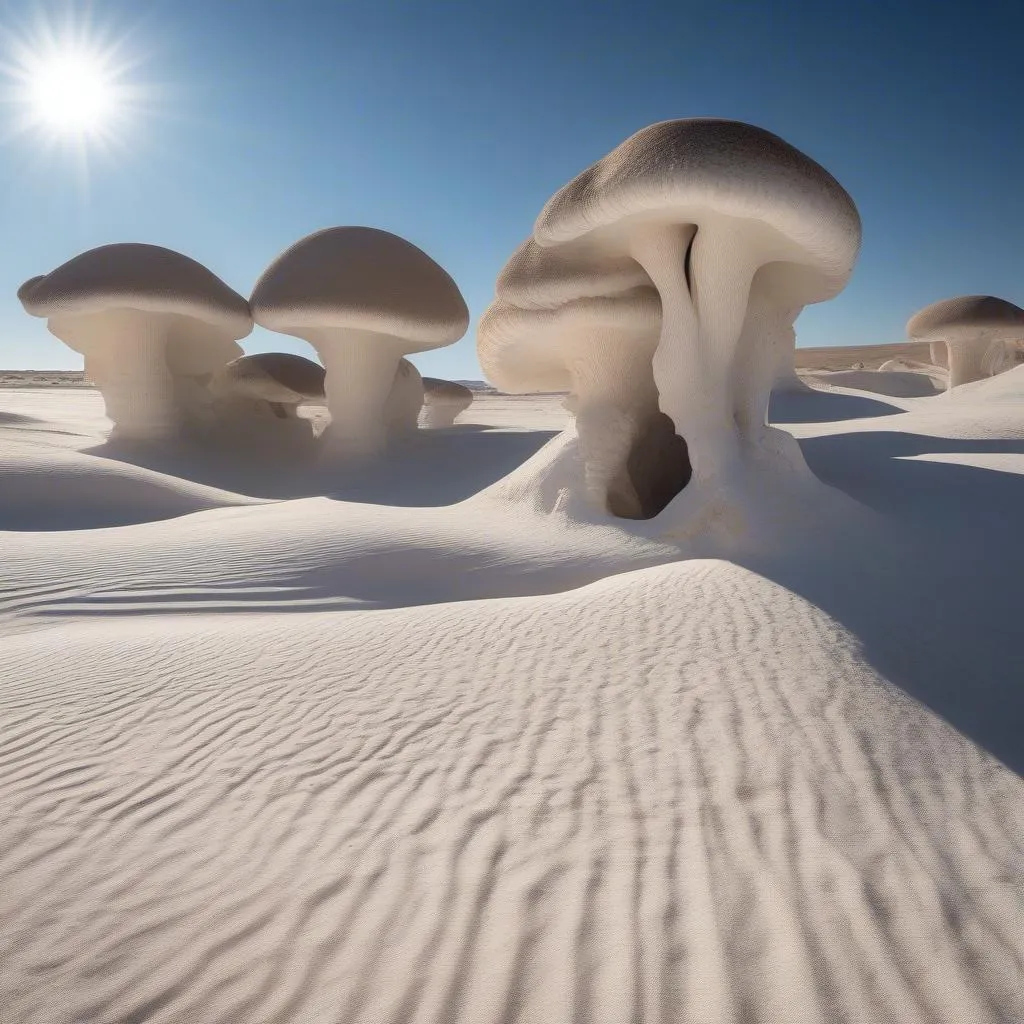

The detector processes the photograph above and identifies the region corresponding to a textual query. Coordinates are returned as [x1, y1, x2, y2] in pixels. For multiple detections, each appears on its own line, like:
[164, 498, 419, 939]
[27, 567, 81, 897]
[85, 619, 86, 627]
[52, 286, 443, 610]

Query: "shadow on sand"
[84, 424, 559, 505]
[739, 430, 1024, 774]
[0, 410, 83, 437]
[26, 401, 1024, 773]
[769, 387, 904, 423]
[0, 412, 40, 426]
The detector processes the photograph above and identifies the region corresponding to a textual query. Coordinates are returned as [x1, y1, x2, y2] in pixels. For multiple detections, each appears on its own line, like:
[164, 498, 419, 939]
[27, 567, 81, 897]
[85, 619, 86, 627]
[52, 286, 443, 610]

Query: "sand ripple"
[1, 561, 1021, 1023]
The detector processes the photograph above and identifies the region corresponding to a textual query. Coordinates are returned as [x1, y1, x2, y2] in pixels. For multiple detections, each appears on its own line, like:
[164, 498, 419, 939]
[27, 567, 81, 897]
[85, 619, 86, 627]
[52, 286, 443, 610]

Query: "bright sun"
[26, 52, 116, 135]
[1, 14, 143, 152]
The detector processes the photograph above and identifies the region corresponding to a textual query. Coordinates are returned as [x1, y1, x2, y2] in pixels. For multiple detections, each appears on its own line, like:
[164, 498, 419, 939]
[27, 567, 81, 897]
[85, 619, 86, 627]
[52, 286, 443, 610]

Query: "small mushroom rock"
[907, 296, 1024, 389]
[250, 227, 467, 457]
[208, 352, 326, 430]
[421, 378, 473, 429]
[18, 244, 251, 442]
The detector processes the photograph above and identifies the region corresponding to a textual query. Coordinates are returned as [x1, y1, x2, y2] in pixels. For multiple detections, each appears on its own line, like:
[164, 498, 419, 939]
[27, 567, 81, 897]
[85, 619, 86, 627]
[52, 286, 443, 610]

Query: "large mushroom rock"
[384, 358, 425, 438]
[208, 352, 325, 426]
[250, 227, 468, 457]
[18, 244, 250, 442]
[533, 119, 861, 513]
[421, 377, 473, 428]
[478, 290, 678, 518]
[908, 296, 1024, 390]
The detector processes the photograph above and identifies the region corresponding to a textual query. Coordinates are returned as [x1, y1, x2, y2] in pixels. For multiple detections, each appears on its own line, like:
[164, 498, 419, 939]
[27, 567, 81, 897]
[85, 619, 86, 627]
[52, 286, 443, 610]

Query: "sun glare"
[1, 13, 145, 152]
[26, 51, 116, 135]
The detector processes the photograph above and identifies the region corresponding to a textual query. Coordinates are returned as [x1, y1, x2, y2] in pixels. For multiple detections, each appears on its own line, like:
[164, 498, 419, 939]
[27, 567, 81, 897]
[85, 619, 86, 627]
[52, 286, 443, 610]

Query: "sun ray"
[0, 6, 154, 163]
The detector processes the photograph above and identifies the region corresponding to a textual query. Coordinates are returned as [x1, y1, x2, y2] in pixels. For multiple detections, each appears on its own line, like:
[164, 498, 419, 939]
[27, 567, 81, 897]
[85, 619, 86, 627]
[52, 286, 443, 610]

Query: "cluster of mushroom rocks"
[480, 117, 863, 523]
[907, 295, 1024, 389]
[19, 125, 1020, 525]
[18, 230, 475, 450]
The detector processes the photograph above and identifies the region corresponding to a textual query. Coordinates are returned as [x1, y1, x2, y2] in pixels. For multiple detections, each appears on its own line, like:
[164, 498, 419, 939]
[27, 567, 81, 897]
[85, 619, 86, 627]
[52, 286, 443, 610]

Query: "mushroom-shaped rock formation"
[476, 300, 574, 395]
[250, 227, 468, 456]
[907, 296, 1024, 390]
[479, 290, 678, 517]
[208, 352, 325, 424]
[18, 245, 250, 441]
[533, 119, 861, 505]
[384, 358, 425, 438]
[421, 377, 473, 428]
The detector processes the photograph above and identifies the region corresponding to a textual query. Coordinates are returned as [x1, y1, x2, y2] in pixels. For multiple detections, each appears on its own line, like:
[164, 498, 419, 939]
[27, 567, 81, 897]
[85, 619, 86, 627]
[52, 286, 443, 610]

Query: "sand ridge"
[2, 562, 1022, 1024]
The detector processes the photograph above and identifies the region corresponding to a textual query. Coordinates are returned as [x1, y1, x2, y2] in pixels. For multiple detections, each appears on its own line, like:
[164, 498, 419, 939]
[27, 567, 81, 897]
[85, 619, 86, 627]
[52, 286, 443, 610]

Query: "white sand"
[2, 375, 1023, 1023]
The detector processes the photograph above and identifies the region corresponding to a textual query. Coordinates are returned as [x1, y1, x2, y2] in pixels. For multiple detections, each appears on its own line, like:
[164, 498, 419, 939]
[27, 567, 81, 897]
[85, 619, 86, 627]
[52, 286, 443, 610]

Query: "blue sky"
[0, 0, 1021, 380]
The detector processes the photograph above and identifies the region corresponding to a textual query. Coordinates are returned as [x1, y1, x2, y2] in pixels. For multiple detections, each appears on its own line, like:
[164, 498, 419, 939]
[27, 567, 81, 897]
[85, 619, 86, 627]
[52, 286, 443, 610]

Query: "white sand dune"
[1, 373, 1023, 1023]
[0, 489, 681, 624]
[2, 563, 1021, 1024]
[0, 441, 264, 530]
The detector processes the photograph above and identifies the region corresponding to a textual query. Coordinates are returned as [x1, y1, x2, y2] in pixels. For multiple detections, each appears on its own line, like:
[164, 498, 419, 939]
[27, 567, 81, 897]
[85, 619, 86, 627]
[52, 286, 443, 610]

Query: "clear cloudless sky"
[0, 0, 1022, 380]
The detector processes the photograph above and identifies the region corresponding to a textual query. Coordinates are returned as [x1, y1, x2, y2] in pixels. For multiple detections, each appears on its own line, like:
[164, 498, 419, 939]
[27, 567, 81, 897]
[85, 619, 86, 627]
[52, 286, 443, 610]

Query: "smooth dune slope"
[0, 487, 679, 622]
[1, 560, 1022, 1024]
[0, 440, 264, 530]
[782, 363, 1024, 438]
